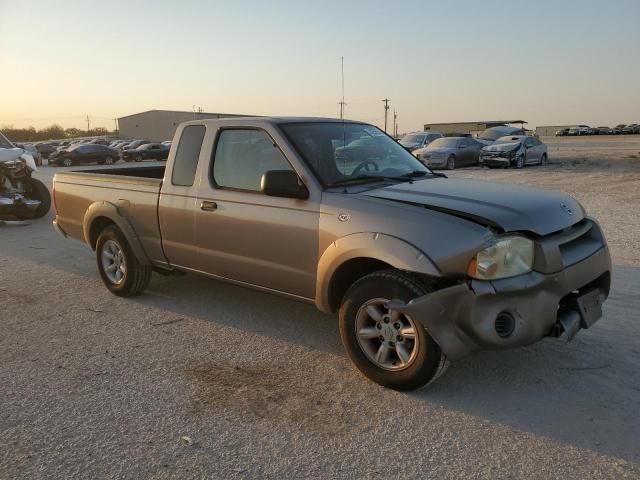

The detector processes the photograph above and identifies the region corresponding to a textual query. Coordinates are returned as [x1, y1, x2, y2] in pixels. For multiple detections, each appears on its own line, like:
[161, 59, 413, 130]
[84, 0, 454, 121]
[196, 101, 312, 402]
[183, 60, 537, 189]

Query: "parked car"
[35, 142, 57, 158]
[596, 127, 614, 135]
[399, 132, 443, 151]
[52, 116, 611, 391]
[477, 126, 526, 144]
[555, 128, 570, 136]
[118, 139, 150, 151]
[614, 124, 627, 134]
[49, 144, 120, 167]
[122, 143, 170, 162]
[480, 135, 548, 168]
[414, 137, 483, 170]
[622, 124, 640, 134]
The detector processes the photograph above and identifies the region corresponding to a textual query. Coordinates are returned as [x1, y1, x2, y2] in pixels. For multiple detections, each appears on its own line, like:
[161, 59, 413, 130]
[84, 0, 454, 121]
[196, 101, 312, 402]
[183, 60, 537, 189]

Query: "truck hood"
[361, 177, 584, 236]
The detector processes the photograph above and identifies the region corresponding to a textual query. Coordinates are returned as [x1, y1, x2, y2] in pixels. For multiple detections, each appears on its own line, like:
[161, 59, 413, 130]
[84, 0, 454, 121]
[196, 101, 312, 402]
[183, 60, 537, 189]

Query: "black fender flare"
[82, 201, 151, 266]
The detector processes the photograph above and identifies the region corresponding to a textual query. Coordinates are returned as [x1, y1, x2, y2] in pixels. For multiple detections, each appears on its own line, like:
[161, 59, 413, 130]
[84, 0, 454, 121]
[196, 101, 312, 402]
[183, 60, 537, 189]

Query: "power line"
[381, 98, 390, 133]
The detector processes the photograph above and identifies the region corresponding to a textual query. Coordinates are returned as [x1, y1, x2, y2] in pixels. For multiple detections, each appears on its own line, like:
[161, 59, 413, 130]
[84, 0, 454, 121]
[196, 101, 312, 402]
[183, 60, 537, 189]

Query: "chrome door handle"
[200, 201, 218, 211]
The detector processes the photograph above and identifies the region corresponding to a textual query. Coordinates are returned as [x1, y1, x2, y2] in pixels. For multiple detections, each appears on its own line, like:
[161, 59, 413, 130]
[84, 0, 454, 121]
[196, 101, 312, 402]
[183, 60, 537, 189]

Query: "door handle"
[200, 201, 218, 211]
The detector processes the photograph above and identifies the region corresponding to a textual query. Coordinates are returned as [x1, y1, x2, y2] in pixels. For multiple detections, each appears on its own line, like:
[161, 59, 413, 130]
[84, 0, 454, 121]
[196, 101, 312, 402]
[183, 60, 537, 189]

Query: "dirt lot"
[1, 135, 639, 479]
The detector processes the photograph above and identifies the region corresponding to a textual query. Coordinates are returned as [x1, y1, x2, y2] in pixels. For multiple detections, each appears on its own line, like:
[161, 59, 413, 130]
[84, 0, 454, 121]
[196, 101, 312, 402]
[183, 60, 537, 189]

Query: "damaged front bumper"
[0, 194, 41, 219]
[389, 245, 612, 360]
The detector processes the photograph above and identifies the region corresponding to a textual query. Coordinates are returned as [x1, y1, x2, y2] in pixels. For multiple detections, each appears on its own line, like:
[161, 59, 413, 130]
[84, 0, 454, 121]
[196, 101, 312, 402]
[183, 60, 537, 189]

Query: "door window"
[172, 125, 206, 186]
[212, 129, 292, 192]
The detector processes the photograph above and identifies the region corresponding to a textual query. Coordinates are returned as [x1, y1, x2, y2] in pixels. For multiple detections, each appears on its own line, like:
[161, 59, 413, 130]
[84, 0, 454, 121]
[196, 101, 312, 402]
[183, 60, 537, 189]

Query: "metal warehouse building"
[424, 120, 527, 136]
[535, 125, 573, 136]
[117, 109, 251, 141]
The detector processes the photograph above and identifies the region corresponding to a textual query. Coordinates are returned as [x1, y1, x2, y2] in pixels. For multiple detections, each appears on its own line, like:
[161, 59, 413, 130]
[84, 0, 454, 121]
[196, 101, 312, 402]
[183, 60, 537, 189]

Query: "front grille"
[534, 218, 605, 273]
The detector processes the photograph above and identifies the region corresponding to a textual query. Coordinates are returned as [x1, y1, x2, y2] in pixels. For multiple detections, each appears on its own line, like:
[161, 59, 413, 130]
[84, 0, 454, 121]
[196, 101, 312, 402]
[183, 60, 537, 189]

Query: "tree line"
[1, 124, 117, 142]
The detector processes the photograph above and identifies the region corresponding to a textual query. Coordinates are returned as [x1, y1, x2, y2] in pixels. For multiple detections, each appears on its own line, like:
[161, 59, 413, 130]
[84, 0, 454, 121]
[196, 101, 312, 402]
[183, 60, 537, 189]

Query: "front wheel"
[62, 157, 73, 167]
[339, 270, 448, 390]
[515, 155, 525, 169]
[96, 226, 152, 297]
[540, 153, 547, 166]
[29, 178, 51, 218]
[104, 156, 114, 165]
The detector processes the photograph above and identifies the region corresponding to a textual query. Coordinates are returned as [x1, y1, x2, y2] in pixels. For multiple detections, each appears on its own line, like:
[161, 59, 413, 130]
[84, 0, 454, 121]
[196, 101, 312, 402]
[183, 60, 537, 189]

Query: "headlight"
[467, 236, 534, 280]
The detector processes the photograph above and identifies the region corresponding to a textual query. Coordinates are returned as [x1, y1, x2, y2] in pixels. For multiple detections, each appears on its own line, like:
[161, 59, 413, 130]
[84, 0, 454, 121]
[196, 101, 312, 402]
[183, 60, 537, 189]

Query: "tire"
[339, 269, 448, 391]
[62, 158, 73, 167]
[28, 178, 51, 218]
[96, 226, 152, 297]
[540, 153, 547, 166]
[135, 155, 143, 163]
[104, 156, 114, 165]
[515, 155, 524, 169]
[446, 155, 456, 170]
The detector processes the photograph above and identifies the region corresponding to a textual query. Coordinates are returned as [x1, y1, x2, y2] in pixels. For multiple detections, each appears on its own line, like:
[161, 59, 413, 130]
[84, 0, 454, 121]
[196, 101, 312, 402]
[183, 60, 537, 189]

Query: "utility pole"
[112, 118, 118, 135]
[338, 56, 346, 119]
[393, 110, 398, 138]
[86, 115, 90, 133]
[381, 98, 390, 132]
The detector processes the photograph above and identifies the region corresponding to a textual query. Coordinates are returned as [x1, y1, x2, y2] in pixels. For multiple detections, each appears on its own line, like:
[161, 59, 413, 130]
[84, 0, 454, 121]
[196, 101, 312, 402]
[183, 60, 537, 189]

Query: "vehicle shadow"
[3, 218, 638, 462]
[130, 264, 640, 463]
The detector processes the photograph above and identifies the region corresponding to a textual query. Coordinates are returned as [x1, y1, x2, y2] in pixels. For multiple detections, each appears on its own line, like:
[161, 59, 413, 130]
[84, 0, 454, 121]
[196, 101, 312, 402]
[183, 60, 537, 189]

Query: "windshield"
[428, 138, 460, 148]
[496, 136, 522, 144]
[479, 127, 521, 141]
[280, 122, 432, 187]
[0, 132, 14, 149]
[400, 133, 425, 144]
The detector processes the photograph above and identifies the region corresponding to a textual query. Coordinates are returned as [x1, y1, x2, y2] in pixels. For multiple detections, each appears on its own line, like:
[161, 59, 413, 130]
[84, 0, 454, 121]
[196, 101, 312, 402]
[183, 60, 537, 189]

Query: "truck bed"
[53, 165, 166, 264]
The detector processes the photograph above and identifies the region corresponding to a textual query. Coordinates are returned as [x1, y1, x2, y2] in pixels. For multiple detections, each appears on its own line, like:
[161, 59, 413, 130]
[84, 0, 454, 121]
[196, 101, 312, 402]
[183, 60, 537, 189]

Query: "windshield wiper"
[398, 170, 447, 180]
[329, 175, 409, 187]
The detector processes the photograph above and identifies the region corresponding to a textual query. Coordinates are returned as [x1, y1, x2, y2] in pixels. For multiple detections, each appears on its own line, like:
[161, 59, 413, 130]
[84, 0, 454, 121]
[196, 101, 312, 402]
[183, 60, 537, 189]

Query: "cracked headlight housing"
[467, 236, 534, 280]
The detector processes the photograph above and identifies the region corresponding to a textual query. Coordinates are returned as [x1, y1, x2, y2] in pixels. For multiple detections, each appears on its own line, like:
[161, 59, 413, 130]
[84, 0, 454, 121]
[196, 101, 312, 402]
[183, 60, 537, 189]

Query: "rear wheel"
[104, 156, 114, 165]
[135, 155, 143, 162]
[96, 226, 152, 297]
[540, 153, 547, 166]
[63, 157, 73, 167]
[339, 269, 448, 391]
[446, 155, 456, 170]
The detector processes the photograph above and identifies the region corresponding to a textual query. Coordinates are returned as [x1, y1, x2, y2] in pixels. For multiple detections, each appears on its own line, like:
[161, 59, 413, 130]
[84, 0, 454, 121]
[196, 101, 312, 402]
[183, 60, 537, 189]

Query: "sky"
[1, 0, 639, 132]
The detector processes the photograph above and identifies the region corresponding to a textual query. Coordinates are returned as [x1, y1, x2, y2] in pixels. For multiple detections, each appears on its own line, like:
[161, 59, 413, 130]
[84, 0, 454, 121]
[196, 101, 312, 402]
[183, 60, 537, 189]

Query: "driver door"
[192, 128, 320, 299]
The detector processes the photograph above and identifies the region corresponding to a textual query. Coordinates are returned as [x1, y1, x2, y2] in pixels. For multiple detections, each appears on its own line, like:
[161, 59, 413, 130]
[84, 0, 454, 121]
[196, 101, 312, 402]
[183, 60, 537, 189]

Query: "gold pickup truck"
[52, 117, 611, 390]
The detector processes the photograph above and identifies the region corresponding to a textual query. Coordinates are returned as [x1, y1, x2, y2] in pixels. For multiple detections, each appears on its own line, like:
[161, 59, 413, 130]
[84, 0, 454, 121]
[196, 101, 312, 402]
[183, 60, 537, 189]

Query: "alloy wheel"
[355, 298, 420, 371]
[101, 239, 126, 285]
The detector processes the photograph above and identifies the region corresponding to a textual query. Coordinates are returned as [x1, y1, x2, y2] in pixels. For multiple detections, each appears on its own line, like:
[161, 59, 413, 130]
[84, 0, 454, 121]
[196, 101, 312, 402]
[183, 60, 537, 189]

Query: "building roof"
[116, 109, 251, 120]
[424, 120, 527, 125]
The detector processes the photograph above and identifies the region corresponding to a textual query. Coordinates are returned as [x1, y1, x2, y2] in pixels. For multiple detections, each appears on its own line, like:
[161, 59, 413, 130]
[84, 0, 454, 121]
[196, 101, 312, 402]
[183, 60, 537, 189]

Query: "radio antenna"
[340, 56, 347, 180]
[339, 56, 346, 120]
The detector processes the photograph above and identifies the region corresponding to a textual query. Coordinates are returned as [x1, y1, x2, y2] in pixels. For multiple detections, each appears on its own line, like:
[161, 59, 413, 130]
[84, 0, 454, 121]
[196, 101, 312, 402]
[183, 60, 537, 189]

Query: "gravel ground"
[1, 135, 639, 479]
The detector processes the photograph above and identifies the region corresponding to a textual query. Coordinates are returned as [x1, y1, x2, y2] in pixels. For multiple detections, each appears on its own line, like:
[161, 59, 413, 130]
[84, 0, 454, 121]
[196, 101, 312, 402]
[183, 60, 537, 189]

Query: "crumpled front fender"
[315, 232, 440, 313]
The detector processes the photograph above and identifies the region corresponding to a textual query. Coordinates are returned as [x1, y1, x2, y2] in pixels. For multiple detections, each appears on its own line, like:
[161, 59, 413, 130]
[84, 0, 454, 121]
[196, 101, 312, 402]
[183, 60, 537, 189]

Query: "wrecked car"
[0, 131, 51, 220]
[51, 117, 611, 390]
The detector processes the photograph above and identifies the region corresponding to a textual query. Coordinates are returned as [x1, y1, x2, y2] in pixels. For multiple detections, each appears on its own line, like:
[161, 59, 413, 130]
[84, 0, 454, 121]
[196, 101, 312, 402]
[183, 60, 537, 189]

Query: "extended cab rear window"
[172, 125, 206, 186]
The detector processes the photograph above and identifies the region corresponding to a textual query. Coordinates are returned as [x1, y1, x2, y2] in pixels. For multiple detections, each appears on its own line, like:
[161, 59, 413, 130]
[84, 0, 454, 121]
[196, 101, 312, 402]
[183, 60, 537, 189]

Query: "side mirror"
[260, 170, 309, 200]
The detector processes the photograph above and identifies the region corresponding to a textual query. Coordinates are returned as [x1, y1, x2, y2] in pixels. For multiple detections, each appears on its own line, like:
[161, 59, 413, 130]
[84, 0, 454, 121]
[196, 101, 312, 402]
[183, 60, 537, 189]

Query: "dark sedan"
[414, 137, 484, 169]
[49, 144, 121, 167]
[122, 143, 170, 162]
